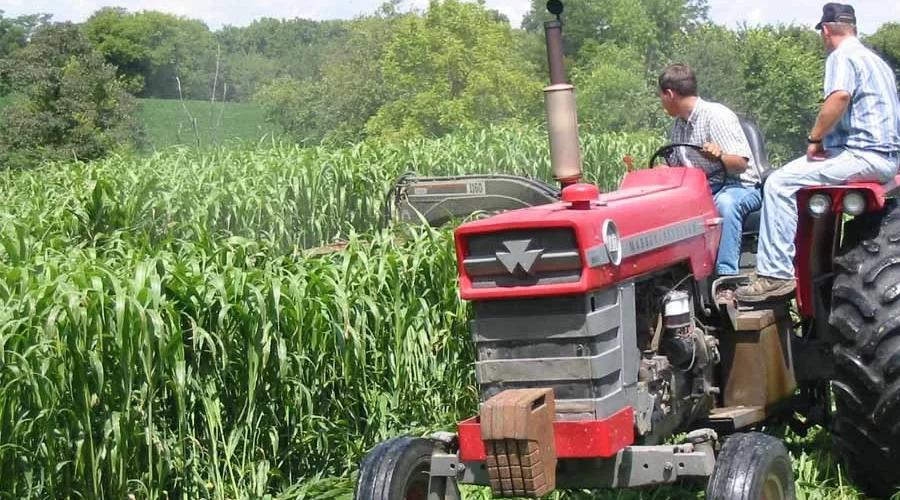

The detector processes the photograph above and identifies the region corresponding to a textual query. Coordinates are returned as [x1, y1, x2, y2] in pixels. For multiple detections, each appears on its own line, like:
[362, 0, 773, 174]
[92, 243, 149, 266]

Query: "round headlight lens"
[602, 219, 622, 266]
[842, 191, 866, 216]
[808, 193, 831, 218]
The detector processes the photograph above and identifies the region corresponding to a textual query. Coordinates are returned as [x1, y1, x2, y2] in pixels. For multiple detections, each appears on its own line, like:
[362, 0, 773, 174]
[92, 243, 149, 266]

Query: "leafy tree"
[864, 23, 900, 81]
[220, 17, 347, 82]
[365, 0, 543, 139]
[522, 0, 707, 68]
[83, 8, 216, 98]
[0, 22, 143, 169]
[0, 11, 52, 95]
[667, 23, 745, 111]
[218, 51, 282, 102]
[254, 5, 407, 143]
[522, 0, 657, 61]
[737, 26, 824, 161]
[0, 11, 51, 57]
[573, 41, 667, 133]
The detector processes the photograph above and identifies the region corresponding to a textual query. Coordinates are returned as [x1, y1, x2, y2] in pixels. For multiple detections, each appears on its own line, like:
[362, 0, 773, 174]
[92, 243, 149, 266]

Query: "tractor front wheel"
[829, 205, 900, 498]
[354, 436, 461, 500]
[705, 432, 795, 500]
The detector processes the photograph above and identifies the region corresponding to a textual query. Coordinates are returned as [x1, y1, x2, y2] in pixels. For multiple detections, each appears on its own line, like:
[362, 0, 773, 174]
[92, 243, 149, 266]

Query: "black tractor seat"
[742, 209, 761, 235]
[736, 118, 772, 238]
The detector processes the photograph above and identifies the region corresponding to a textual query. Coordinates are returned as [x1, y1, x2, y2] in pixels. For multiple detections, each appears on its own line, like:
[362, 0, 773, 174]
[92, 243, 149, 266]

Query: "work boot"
[735, 275, 796, 303]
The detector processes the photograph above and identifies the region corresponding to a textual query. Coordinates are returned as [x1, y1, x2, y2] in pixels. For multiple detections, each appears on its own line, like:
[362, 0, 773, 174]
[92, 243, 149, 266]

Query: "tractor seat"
[737, 118, 771, 237]
[739, 118, 770, 179]
[742, 209, 761, 234]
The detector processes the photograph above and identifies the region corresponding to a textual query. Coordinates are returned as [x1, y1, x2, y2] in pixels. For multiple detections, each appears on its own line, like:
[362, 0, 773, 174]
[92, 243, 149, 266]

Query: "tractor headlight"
[842, 191, 866, 216]
[602, 219, 622, 266]
[808, 193, 832, 218]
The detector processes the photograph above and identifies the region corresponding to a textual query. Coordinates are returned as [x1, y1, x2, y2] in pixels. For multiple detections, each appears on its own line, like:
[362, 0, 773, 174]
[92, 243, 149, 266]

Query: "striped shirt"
[824, 37, 900, 154]
[670, 98, 760, 187]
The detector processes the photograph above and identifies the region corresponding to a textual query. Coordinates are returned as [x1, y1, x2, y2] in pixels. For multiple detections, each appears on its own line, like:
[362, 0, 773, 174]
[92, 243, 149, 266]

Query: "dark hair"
[658, 64, 697, 97]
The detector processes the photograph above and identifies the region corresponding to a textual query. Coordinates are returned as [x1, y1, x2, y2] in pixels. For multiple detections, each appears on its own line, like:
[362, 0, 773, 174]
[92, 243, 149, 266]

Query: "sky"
[2, 0, 898, 36]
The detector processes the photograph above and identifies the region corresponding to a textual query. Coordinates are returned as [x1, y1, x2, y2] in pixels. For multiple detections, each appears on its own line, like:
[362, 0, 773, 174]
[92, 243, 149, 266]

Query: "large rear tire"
[705, 432, 795, 500]
[829, 205, 900, 499]
[354, 436, 461, 500]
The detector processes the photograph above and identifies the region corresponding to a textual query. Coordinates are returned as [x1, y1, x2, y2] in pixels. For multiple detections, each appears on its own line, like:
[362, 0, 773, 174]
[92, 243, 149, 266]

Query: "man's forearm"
[810, 91, 852, 141]
[721, 154, 749, 175]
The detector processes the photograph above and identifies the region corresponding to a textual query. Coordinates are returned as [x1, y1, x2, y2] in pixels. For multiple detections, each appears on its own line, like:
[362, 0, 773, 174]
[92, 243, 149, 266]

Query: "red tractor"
[357, 2, 900, 498]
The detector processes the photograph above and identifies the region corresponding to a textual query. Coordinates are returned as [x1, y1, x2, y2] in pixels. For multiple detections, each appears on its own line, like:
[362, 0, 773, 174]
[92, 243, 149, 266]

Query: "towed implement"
[358, 1, 900, 498]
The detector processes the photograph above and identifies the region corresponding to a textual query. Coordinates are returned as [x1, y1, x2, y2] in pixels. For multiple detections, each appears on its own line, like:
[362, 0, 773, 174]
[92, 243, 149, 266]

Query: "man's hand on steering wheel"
[701, 142, 723, 161]
[648, 143, 727, 171]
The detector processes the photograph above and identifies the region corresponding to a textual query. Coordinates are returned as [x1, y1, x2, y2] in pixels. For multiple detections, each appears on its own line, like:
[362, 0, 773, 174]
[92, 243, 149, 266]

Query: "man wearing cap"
[657, 63, 762, 301]
[736, 3, 900, 303]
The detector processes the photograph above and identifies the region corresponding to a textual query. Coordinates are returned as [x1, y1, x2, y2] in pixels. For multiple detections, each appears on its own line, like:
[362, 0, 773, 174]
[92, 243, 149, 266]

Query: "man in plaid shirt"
[657, 63, 762, 300]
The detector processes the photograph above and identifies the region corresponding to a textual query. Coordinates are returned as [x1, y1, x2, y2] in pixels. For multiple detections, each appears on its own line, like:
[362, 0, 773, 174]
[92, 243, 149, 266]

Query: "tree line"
[0, 0, 898, 168]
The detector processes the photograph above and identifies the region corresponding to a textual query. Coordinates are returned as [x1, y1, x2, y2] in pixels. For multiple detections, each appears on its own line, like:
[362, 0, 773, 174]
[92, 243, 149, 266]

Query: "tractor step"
[480, 388, 557, 497]
[703, 405, 766, 432]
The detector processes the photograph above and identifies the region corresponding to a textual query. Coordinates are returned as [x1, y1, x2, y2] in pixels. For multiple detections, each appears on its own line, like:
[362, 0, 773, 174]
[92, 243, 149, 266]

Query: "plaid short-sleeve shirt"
[670, 97, 760, 187]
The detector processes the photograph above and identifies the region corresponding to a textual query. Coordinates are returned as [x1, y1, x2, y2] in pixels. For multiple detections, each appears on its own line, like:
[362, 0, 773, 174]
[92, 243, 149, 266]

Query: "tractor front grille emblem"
[496, 239, 544, 274]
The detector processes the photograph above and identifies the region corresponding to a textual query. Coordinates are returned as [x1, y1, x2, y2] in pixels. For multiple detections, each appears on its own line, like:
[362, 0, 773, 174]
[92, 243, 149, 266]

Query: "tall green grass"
[0, 124, 878, 499]
[0, 125, 658, 498]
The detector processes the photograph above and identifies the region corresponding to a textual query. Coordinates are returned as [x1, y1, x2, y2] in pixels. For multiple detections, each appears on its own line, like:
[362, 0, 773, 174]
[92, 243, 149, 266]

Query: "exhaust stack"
[543, 1, 583, 188]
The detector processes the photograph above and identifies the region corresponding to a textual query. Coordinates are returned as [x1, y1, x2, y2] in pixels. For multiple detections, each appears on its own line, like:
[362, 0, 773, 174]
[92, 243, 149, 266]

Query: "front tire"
[829, 205, 900, 498]
[706, 432, 795, 500]
[354, 436, 461, 500]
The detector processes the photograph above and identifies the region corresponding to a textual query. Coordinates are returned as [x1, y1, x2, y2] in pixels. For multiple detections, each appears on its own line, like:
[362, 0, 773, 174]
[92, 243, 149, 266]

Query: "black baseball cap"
[815, 3, 857, 30]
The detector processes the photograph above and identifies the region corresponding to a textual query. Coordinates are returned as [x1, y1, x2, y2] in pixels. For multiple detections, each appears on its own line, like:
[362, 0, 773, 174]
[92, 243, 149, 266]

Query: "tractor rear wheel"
[829, 204, 900, 499]
[705, 432, 795, 500]
[354, 436, 461, 500]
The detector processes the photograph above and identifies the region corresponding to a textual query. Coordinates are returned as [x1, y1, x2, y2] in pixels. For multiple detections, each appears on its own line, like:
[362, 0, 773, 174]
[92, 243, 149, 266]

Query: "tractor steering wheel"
[648, 143, 726, 171]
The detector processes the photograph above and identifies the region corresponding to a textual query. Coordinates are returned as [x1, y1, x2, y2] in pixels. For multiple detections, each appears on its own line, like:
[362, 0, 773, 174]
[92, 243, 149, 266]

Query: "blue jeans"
[710, 181, 762, 275]
[757, 148, 899, 279]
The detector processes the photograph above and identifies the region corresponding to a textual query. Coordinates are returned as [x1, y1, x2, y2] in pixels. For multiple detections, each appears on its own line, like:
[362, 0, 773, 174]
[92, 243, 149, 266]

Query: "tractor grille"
[462, 228, 581, 288]
[470, 285, 640, 421]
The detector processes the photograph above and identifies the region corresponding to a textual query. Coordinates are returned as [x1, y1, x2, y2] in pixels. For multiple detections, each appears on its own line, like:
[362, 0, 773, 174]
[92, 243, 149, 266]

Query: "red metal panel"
[454, 167, 721, 301]
[457, 406, 635, 462]
[794, 174, 899, 316]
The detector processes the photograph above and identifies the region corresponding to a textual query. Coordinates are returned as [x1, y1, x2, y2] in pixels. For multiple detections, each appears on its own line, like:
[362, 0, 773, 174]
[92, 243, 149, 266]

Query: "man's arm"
[809, 91, 852, 142]
[702, 143, 748, 174]
[811, 51, 856, 143]
[705, 111, 752, 175]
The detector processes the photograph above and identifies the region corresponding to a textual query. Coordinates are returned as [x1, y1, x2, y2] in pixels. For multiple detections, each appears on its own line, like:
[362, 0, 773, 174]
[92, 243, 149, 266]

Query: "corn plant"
[0, 125, 866, 499]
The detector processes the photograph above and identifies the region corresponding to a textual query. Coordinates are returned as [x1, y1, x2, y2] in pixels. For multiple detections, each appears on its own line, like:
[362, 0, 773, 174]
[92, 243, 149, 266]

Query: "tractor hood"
[453, 167, 722, 300]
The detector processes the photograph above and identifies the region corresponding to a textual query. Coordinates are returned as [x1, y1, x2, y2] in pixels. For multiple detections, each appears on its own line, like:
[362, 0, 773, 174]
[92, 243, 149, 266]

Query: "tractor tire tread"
[829, 206, 900, 498]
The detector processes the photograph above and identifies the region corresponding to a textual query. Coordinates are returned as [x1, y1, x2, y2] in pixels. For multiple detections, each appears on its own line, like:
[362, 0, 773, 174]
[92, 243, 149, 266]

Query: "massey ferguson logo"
[496, 239, 543, 274]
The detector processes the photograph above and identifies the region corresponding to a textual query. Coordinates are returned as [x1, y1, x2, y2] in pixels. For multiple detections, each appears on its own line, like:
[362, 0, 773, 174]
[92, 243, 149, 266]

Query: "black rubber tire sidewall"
[706, 432, 796, 500]
[354, 436, 461, 500]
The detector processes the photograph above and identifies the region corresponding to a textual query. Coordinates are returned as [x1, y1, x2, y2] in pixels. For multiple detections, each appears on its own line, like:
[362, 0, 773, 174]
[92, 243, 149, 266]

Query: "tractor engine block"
[633, 279, 721, 444]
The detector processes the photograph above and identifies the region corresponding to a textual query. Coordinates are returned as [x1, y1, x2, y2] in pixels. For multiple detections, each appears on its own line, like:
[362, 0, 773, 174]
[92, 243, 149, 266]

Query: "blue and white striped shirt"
[824, 37, 900, 154]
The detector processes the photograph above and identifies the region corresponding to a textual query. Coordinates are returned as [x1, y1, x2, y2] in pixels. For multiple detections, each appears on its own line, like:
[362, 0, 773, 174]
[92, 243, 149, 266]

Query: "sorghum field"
[0, 124, 878, 499]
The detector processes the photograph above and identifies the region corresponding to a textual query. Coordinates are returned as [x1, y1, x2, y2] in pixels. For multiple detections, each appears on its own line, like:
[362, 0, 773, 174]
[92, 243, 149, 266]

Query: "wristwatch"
[807, 135, 822, 144]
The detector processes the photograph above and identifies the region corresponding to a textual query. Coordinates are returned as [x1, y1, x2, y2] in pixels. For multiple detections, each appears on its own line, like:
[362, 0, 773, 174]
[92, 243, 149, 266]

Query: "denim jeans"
[710, 181, 763, 275]
[757, 148, 900, 280]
